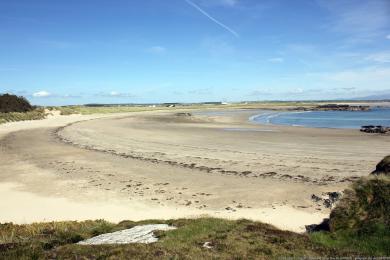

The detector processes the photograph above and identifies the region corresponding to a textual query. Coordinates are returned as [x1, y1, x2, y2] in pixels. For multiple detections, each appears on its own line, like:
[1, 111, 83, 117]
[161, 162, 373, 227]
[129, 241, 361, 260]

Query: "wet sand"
[0, 109, 388, 232]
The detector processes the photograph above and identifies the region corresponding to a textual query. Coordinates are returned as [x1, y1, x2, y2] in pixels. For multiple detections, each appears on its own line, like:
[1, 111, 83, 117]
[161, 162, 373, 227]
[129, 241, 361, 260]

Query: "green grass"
[0, 108, 47, 124]
[311, 223, 390, 256]
[0, 218, 361, 259]
[310, 176, 390, 256]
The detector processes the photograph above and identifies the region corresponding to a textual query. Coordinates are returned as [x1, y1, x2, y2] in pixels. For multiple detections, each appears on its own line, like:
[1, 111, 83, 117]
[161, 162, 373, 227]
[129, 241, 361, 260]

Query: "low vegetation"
[0, 108, 47, 124]
[310, 176, 390, 256]
[0, 218, 353, 259]
[372, 155, 390, 176]
[55, 105, 165, 115]
[0, 94, 46, 124]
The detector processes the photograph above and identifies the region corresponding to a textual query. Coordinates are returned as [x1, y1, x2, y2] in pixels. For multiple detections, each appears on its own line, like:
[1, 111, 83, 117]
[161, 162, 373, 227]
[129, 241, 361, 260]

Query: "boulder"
[305, 218, 330, 233]
[78, 224, 176, 245]
[175, 112, 192, 117]
[361, 125, 390, 134]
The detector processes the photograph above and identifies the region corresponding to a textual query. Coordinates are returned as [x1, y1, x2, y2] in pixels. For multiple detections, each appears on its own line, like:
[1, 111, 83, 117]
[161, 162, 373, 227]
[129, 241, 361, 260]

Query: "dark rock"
[360, 125, 390, 134]
[305, 218, 330, 233]
[311, 192, 342, 208]
[311, 194, 322, 202]
[326, 192, 342, 203]
[323, 199, 332, 208]
[314, 104, 370, 111]
[175, 112, 192, 117]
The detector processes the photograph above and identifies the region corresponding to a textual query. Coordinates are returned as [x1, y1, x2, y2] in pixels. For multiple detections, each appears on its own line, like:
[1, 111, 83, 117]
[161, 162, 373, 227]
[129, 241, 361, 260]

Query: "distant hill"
[352, 92, 390, 101]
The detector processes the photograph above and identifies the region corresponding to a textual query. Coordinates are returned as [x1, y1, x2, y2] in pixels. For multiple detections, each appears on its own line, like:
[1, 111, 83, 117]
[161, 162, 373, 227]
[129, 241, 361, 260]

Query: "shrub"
[311, 176, 390, 256]
[0, 94, 33, 113]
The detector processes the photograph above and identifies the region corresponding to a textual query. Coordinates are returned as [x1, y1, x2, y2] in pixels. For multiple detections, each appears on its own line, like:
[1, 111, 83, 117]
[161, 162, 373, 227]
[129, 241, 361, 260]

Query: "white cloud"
[306, 66, 390, 91]
[386, 34, 390, 40]
[318, 0, 390, 41]
[293, 88, 304, 94]
[268, 57, 284, 63]
[62, 94, 81, 98]
[32, 91, 51, 97]
[97, 91, 135, 98]
[146, 46, 166, 54]
[366, 52, 390, 63]
[109, 91, 120, 96]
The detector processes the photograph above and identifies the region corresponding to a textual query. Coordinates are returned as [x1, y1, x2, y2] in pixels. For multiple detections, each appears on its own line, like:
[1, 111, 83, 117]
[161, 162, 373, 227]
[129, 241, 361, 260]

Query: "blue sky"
[1, 0, 390, 105]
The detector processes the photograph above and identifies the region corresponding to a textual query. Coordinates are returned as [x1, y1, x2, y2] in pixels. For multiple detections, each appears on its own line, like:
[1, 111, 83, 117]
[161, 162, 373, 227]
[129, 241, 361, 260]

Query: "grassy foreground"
[0, 218, 355, 259]
[1, 176, 389, 259]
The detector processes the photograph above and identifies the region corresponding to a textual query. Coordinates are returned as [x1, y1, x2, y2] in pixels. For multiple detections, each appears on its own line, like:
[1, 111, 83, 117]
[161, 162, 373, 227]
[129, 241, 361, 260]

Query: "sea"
[251, 107, 390, 129]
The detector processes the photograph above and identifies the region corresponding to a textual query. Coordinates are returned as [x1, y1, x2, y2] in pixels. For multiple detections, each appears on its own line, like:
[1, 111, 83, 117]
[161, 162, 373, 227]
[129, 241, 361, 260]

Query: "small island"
[295, 104, 370, 111]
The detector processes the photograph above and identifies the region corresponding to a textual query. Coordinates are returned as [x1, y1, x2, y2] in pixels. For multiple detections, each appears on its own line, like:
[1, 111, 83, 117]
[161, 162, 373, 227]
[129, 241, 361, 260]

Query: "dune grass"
[56, 105, 165, 115]
[0, 108, 47, 124]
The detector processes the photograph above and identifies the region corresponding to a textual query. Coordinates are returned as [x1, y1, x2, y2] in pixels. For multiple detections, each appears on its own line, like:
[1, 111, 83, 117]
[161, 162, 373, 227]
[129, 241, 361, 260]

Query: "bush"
[311, 176, 390, 255]
[329, 177, 390, 232]
[0, 94, 33, 113]
[372, 155, 390, 176]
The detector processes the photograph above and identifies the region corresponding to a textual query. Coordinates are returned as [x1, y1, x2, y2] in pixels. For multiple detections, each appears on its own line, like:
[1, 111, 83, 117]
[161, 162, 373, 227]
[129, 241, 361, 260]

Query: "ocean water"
[252, 108, 390, 129]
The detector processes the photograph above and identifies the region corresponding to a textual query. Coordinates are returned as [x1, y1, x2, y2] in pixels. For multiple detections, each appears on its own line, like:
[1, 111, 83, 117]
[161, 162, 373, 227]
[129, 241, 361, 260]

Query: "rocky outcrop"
[305, 218, 330, 233]
[175, 112, 192, 117]
[360, 125, 390, 134]
[295, 104, 370, 112]
[315, 104, 370, 111]
[78, 224, 176, 245]
[371, 155, 390, 176]
[310, 191, 342, 209]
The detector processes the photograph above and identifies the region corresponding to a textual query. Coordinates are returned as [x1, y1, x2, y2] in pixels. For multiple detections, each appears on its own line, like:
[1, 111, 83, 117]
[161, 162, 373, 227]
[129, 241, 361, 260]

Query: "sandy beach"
[0, 109, 388, 232]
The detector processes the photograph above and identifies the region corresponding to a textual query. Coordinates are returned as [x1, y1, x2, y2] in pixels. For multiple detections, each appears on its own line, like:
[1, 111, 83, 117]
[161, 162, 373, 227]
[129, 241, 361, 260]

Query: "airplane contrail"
[185, 0, 239, 38]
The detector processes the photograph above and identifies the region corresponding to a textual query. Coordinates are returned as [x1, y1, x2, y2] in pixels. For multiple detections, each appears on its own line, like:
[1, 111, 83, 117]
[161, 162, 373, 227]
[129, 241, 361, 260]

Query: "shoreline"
[1, 108, 388, 233]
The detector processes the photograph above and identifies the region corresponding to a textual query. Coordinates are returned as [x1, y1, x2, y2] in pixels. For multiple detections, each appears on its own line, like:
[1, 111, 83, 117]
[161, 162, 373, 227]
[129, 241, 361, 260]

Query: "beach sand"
[0, 109, 388, 232]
